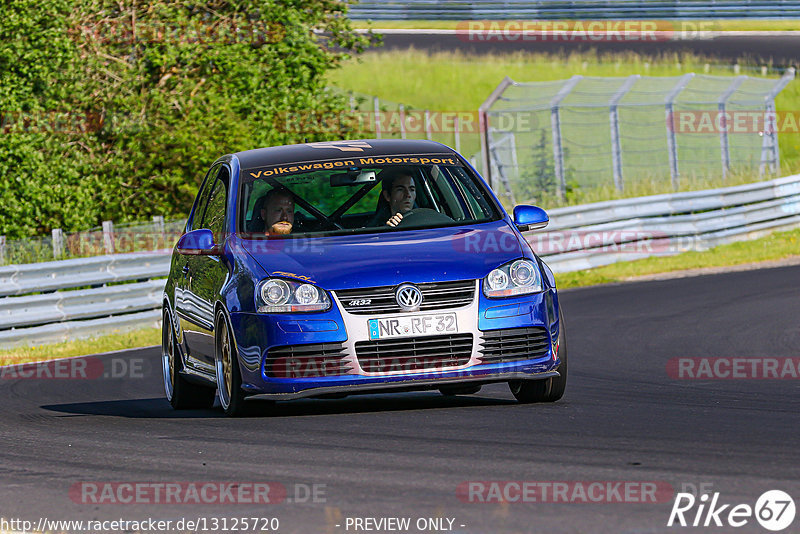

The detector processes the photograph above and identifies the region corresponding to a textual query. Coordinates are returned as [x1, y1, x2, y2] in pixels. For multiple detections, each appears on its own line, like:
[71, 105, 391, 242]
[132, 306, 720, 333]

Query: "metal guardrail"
[0, 310, 162, 348]
[2, 174, 799, 347]
[544, 174, 800, 230]
[534, 173, 800, 272]
[0, 253, 170, 348]
[0, 280, 164, 330]
[0, 252, 170, 297]
[349, 1, 800, 19]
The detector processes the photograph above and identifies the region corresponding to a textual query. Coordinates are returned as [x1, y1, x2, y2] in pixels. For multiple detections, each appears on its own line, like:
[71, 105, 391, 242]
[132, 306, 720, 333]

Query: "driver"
[368, 167, 417, 227]
[261, 188, 295, 235]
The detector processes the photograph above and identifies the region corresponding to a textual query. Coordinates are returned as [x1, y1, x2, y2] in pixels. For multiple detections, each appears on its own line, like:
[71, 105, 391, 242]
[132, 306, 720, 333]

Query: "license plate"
[368, 313, 458, 340]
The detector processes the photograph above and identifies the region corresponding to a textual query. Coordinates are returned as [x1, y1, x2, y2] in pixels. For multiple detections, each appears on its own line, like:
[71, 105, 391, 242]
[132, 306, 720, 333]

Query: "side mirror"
[513, 205, 549, 232]
[177, 229, 221, 255]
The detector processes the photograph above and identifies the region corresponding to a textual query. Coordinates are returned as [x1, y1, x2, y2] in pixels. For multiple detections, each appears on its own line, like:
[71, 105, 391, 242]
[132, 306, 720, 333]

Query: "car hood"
[235, 220, 525, 290]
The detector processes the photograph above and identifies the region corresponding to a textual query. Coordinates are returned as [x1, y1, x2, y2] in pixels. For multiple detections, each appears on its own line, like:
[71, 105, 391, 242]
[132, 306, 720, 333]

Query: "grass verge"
[555, 226, 800, 288]
[0, 327, 161, 366]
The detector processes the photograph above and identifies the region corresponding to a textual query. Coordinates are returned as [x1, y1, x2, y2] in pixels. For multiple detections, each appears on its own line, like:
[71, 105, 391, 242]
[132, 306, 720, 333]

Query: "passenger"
[261, 188, 295, 235]
[368, 168, 417, 228]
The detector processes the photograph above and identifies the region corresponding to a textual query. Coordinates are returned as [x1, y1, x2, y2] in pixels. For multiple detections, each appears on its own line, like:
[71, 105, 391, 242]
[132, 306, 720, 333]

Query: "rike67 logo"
[668, 490, 796, 531]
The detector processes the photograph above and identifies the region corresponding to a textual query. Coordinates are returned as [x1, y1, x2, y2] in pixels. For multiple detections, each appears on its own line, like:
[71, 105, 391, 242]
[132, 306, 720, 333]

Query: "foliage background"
[0, 0, 370, 238]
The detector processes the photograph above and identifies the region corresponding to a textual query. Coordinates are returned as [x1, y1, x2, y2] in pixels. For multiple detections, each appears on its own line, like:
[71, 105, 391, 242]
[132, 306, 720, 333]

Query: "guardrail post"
[51, 228, 64, 259]
[550, 75, 583, 201]
[609, 75, 640, 193]
[665, 73, 695, 190]
[760, 67, 795, 177]
[0, 236, 5, 265]
[373, 97, 381, 139]
[479, 76, 514, 190]
[718, 75, 747, 180]
[102, 220, 115, 254]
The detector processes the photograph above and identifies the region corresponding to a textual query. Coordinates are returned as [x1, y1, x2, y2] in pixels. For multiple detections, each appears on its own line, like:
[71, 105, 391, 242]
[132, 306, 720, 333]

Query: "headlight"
[257, 279, 330, 313]
[483, 259, 542, 298]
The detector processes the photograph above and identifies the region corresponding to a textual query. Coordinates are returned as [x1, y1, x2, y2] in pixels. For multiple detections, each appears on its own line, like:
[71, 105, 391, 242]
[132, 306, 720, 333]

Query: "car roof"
[234, 139, 458, 170]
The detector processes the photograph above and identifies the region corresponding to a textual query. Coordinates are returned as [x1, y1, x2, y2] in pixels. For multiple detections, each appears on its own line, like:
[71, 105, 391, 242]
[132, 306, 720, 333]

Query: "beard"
[269, 221, 293, 235]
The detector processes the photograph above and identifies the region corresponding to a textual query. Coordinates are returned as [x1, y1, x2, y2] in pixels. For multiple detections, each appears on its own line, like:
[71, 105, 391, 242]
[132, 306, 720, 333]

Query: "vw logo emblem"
[395, 284, 423, 311]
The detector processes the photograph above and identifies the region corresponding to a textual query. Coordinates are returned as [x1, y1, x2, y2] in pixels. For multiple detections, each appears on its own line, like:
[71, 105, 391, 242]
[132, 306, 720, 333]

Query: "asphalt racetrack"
[1, 265, 799, 533]
[378, 32, 800, 66]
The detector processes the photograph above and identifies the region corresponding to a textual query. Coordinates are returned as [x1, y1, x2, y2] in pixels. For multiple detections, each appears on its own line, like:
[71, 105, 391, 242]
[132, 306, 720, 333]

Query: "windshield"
[238, 156, 501, 237]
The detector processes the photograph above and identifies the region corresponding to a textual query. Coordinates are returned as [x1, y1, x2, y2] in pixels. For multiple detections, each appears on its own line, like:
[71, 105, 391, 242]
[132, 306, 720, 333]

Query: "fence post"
[609, 75, 640, 193]
[760, 67, 795, 177]
[718, 75, 747, 180]
[479, 76, 514, 190]
[665, 73, 695, 190]
[0, 236, 5, 265]
[399, 104, 406, 139]
[550, 75, 583, 201]
[52, 228, 64, 259]
[102, 220, 115, 254]
[373, 96, 381, 139]
[349, 94, 355, 112]
[152, 215, 165, 249]
[424, 110, 433, 140]
[454, 115, 461, 153]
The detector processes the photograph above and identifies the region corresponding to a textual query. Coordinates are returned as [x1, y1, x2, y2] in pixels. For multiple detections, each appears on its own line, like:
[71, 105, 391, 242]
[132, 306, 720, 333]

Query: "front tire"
[162, 309, 215, 410]
[215, 310, 248, 417]
[509, 309, 568, 403]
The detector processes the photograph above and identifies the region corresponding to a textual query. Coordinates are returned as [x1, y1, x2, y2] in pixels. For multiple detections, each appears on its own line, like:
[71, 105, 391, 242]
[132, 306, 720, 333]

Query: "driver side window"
[199, 167, 230, 238]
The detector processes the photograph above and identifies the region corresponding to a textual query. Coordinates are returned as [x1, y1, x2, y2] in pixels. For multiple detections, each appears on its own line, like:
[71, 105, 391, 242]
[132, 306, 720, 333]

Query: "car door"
[175, 164, 220, 373]
[181, 165, 231, 369]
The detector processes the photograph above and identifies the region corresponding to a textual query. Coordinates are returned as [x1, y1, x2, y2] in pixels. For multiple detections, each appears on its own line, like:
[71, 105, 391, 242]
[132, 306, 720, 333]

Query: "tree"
[0, 0, 373, 237]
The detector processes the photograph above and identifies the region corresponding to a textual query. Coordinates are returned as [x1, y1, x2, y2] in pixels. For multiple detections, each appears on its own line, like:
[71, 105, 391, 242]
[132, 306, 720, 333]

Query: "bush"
[0, 0, 372, 238]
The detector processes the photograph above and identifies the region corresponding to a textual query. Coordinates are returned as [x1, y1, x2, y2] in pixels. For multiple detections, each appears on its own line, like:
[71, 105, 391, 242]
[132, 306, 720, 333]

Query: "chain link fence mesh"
[482, 71, 793, 206]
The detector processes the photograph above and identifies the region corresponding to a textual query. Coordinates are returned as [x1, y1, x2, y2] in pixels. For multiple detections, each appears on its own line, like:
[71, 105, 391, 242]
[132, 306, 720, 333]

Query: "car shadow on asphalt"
[41, 391, 519, 418]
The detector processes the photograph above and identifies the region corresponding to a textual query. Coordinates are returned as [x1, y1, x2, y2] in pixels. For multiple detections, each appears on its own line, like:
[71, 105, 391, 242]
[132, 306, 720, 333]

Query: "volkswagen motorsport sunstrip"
[162, 139, 567, 416]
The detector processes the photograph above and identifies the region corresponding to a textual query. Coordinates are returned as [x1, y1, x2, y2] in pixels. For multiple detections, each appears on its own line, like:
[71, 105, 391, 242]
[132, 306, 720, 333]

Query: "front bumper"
[230, 285, 561, 398]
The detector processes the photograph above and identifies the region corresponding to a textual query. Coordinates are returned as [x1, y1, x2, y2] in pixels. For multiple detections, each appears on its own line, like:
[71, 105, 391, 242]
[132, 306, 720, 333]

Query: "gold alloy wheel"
[221, 323, 233, 399]
[162, 314, 175, 399]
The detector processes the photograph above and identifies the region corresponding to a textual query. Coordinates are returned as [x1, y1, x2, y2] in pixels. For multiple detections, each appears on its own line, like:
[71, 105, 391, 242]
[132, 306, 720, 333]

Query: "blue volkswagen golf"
[162, 139, 566, 416]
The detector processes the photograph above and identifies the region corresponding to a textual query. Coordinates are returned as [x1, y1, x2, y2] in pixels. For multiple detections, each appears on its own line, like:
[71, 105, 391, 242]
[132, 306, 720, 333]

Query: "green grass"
[555, 226, 800, 288]
[351, 20, 800, 32]
[0, 327, 161, 366]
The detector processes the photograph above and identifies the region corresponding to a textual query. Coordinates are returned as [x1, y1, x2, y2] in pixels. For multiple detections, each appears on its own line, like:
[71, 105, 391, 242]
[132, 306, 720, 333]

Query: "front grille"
[336, 280, 475, 315]
[266, 342, 352, 378]
[478, 327, 550, 364]
[355, 333, 473, 373]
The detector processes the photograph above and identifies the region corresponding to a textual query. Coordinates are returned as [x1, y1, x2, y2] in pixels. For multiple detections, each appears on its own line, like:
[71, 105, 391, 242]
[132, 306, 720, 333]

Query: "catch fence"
[479, 69, 795, 206]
